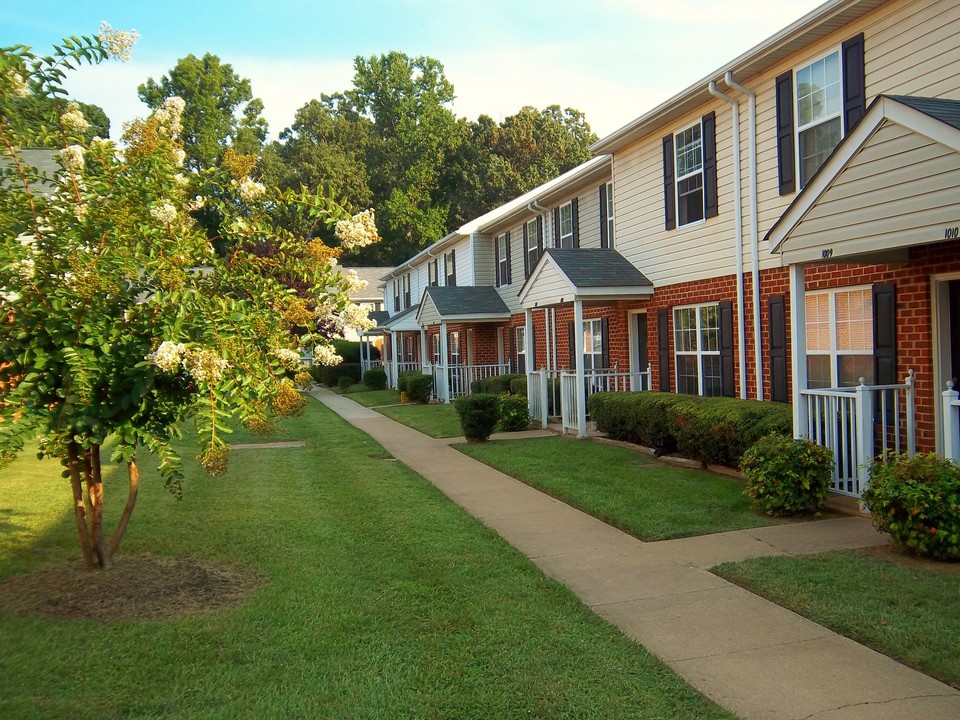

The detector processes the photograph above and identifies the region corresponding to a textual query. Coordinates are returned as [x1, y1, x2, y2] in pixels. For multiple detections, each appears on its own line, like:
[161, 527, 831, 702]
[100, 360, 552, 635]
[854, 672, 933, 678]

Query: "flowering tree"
[0, 27, 379, 570]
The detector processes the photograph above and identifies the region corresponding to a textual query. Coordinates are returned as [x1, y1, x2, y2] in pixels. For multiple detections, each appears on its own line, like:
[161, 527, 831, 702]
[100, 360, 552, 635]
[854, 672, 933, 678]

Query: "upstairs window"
[444, 250, 456, 287]
[495, 232, 511, 287]
[675, 122, 704, 226]
[523, 217, 542, 277]
[402, 273, 411, 309]
[662, 113, 716, 230]
[428, 259, 438, 287]
[558, 202, 574, 247]
[796, 51, 842, 188]
[393, 279, 400, 312]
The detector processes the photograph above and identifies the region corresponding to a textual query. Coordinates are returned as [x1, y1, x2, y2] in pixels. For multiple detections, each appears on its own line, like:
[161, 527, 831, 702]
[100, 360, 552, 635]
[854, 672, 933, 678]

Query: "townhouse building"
[375, 0, 960, 498]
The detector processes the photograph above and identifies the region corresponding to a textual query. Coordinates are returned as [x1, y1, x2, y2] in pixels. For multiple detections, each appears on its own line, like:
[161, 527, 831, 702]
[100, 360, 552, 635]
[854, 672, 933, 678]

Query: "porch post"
[943, 381, 960, 462]
[390, 331, 399, 389]
[539, 369, 548, 428]
[524, 309, 534, 374]
[440, 321, 450, 403]
[419, 327, 428, 374]
[574, 299, 586, 438]
[854, 378, 874, 494]
[789, 263, 808, 439]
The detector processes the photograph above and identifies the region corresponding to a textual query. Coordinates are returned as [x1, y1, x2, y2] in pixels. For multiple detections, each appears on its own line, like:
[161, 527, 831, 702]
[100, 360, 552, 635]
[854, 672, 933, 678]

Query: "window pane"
[838, 355, 874, 387]
[836, 289, 872, 351]
[674, 308, 698, 351]
[799, 116, 841, 186]
[805, 293, 831, 351]
[699, 305, 719, 352]
[807, 355, 832, 389]
[677, 355, 699, 395]
[677, 173, 704, 226]
[701, 355, 722, 397]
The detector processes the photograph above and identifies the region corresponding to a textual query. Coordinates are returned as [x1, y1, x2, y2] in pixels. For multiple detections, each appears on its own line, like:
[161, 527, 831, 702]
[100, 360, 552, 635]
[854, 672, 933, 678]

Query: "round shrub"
[363, 368, 387, 390]
[337, 376, 352, 392]
[397, 370, 421, 393]
[406, 374, 434, 403]
[741, 435, 833, 516]
[454, 393, 500, 442]
[497, 394, 531, 432]
[863, 453, 960, 561]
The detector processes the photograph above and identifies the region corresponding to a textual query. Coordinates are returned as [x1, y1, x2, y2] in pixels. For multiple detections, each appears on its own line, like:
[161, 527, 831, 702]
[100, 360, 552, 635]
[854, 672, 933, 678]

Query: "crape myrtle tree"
[0, 26, 379, 570]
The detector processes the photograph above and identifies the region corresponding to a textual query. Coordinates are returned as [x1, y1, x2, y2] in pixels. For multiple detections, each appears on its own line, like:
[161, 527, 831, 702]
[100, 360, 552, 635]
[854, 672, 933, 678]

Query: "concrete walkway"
[311, 388, 960, 720]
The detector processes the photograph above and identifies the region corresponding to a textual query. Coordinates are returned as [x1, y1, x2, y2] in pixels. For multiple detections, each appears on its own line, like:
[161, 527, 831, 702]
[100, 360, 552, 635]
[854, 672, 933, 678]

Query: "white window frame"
[428, 259, 438, 287]
[795, 47, 842, 189]
[582, 318, 604, 370]
[558, 201, 574, 248]
[444, 252, 455, 286]
[432, 333, 440, 365]
[496, 232, 509, 286]
[605, 181, 614, 247]
[449, 331, 461, 365]
[402, 273, 411, 309]
[525, 218, 539, 274]
[515, 326, 526, 373]
[674, 120, 704, 228]
[805, 285, 874, 389]
[673, 303, 721, 396]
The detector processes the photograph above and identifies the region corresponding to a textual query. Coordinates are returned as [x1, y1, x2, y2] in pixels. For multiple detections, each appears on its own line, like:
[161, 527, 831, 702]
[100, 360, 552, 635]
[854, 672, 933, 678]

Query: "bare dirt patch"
[0, 555, 261, 621]
[859, 543, 960, 573]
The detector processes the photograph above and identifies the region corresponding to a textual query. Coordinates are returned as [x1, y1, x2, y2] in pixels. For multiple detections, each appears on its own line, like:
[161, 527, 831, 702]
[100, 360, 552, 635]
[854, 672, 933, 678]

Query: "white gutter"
[528, 200, 549, 214]
[708, 81, 748, 400]
[725, 71, 763, 401]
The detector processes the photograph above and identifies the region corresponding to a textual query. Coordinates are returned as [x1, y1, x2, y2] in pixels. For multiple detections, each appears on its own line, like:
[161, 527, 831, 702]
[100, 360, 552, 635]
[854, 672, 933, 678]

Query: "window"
[403, 335, 414, 362]
[495, 232, 511, 287]
[449, 331, 461, 365]
[796, 51, 842, 188]
[515, 326, 526, 374]
[558, 202, 574, 248]
[444, 250, 456, 286]
[432, 334, 440, 365]
[428, 259, 438, 287]
[402, 273, 411, 309]
[524, 218, 540, 277]
[673, 304, 722, 396]
[675, 122, 704, 227]
[805, 287, 873, 388]
[393, 279, 400, 312]
[582, 319, 604, 370]
[605, 182, 614, 247]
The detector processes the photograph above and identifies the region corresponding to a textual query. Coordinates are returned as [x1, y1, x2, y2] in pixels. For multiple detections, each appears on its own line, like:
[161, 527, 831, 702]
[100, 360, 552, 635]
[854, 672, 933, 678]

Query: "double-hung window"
[432, 334, 440, 365]
[402, 273, 411, 309]
[805, 287, 873, 388]
[662, 113, 716, 230]
[515, 326, 526, 374]
[444, 250, 456, 286]
[673, 304, 721, 396]
[495, 232, 511, 287]
[449, 331, 461, 365]
[393, 279, 400, 312]
[524, 218, 540, 277]
[675, 122, 704, 227]
[558, 202, 574, 248]
[428, 259, 438, 287]
[796, 51, 842, 188]
[582, 319, 604, 370]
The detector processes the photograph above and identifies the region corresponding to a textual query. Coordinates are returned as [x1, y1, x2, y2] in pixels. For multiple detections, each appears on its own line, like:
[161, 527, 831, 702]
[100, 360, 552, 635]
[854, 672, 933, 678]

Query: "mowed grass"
[457, 436, 773, 540]
[337, 387, 401, 407]
[713, 550, 960, 688]
[377, 402, 463, 438]
[0, 399, 733, 720]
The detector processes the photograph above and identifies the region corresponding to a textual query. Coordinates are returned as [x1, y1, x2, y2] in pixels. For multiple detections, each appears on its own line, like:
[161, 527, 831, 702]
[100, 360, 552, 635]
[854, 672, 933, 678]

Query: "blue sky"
[2, 0, 825, 141]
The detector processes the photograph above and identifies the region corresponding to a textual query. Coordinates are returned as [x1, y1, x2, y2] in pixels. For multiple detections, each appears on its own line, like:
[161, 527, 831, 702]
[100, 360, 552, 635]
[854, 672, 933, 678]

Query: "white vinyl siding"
[522, 260, 574, 309]
[472, 233, 494, 286]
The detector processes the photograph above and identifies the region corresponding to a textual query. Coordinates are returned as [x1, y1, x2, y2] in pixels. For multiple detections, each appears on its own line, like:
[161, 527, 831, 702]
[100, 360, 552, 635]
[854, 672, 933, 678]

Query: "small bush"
[510, 376, 527, 396]
[454, 393, 501, 442]
[863, 453, 960, 561]
[497, 394, 531, 432]
[406, 374, 434, 403]
[317, 363, 361, 386]
[741, 435, 833, 516]
[363, 368, 387, 390]
[337, 376, 352, 392]
[397, 370, 422, 393]
[473, 374, 525, 395]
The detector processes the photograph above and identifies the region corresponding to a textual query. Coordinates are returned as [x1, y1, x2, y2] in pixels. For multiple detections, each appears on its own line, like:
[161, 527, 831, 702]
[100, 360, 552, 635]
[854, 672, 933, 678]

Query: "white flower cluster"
[171, 148, 186, 167]
[185, 195, 205, 212]
[334, 209, 380, 250]
[16, 257, 36, 281]
[272, 347, 302, 370]
[313, 344, 343, 367]
[238, 177, 266, 203]
[314, 299, 337, 324]
[183, 347, 229, 383]
[8, 71, 29, 98]
[90, 136, 115, 155]
[155, 96, 185, 138]
[336, 303, 375, 334]
[145, 341, 186, 372]
[60, 144, 85, 175]
[60, 102, 89, 133]
[340, 269, 368, 295]
[150, 202, 177, 224]
[97, 22, 139, 62]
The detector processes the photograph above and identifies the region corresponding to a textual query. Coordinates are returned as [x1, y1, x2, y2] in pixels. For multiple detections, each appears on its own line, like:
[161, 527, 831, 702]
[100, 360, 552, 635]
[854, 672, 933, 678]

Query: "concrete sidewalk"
[312, 388, 960, 720]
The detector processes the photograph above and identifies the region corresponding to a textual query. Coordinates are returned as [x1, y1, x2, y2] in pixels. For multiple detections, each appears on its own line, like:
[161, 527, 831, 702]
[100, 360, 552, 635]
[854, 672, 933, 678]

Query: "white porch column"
[419, 327, 428, 373]
[789, 263, 808, 439]
[439, 321, 450, 403]
[524, 309, 534, 374]
[943, 382, 960, 462]
[574, 299, 586, 438]
[390, 331, 399, 389]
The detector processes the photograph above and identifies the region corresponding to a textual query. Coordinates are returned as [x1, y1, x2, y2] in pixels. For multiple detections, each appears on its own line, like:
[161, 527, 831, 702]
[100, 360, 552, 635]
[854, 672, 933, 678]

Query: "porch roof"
[361, 310, 391, 336]
[416, 286, 511, 325]
[767, 95, 960, 265]
[518, 248, 653, 309]
[381, 304, 421, 332]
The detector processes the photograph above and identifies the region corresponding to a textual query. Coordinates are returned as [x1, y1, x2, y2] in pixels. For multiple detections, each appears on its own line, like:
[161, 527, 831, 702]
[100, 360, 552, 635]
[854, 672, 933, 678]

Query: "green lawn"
[0, 399, 732, 719]
[713, 551, 960, 688]
[457, 436, 773, 541]
[377, 402, 463, 438]
[335, 387, 401, 407]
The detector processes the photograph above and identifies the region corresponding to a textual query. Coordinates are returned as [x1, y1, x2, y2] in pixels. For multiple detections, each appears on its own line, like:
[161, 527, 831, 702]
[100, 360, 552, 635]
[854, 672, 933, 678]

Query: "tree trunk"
[67, 442, 96, 571]
[85, 445, 107, 569]
[106, 458, 140, 563]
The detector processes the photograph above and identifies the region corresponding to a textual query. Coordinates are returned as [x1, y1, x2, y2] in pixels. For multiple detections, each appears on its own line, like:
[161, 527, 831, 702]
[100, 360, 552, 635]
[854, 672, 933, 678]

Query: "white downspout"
[725, 72, 762, 401]
[708, 81, 747, 400]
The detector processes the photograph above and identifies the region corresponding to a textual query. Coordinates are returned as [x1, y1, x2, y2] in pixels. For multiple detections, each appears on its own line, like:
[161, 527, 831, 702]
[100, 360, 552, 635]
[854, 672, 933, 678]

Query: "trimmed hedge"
[363, 368, 387, 390]
[317, 363, 361, 386]
[497, 393, 531, 431]
[589, 392, 792, 468]
[406, 374, 434, 403]
[471, 374, 525, 395]
[397, 370, 423, 393]
[337, 376, 352, 392]
[331, 339, 380, 364]
[454, 393, 500, 442]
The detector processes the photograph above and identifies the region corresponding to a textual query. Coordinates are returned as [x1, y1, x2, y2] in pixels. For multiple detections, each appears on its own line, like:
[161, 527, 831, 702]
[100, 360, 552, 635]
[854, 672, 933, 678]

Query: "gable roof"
[767, 95, 960, 264]
[518, 249, 653, 308]
[416, 286, 511, 325]
[381, 303, 421, 332]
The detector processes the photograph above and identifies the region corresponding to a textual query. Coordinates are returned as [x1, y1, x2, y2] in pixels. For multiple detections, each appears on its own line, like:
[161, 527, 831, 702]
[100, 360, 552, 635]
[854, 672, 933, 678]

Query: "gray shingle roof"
[887, 96, 960, 131]
[367, 310, 391, 328]
[544, 248, 653, 288]
[424, 286, 510, 316]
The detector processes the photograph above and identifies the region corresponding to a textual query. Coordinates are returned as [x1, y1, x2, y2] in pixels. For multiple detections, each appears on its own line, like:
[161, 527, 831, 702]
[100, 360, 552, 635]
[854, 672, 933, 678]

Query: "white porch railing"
[361, 359, 383, 374]
[942, 380, 960, 462]
[558, 365, 652, 434]
[432, 363, 510, 402]
[800, 370, 916, 497]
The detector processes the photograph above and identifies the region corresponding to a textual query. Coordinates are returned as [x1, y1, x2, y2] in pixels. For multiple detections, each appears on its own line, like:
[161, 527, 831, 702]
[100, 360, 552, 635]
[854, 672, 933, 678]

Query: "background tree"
[0, 31, 377, 571]
[138, 53, 267, 170]
[2, 90, 110, 145]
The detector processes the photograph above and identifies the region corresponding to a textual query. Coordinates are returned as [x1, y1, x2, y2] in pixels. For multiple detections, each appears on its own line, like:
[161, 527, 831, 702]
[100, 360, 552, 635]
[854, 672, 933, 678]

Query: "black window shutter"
[599, 184, 608, 248]
[702, 111, 719, 219]
[719, 300, 735, 397]
[522, 223, 529, 277]
[600, 317, 610, 369]
[536, 216, 544, 257]
[571, 198, 580, 248]
[775, 70, 796, 195]
[568, 321, 576, 369]
[450, 249, 456, 287]
[657, 308, 670, 392]
[662, 135, 676, 230]
[842, 33, 866, 134]
[768, 295, 788, 403]
[494, 236, 501, 287]
[553, 207, 561, 247]
[873, 283, 897, 385]
[505, 231, 512, 284]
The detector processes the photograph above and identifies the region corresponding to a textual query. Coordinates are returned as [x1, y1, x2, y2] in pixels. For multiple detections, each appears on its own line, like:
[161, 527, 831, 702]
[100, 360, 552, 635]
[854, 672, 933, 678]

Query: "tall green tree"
[138, 53, 267, 170]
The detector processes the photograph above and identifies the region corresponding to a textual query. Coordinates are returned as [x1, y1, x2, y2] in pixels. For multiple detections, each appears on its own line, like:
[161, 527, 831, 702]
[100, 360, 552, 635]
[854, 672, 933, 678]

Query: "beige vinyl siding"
[472, 233, 494, 286]
[613, 101, 739, 287]
[784, 120, 960, 258]
[522, 261, 574, 309]
[447, 237, 472, 287]
[418, 295, 441, 325]
[752, 0, 960, 268]
[576, 187, 603, 249]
